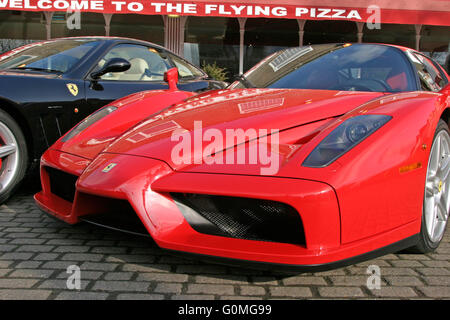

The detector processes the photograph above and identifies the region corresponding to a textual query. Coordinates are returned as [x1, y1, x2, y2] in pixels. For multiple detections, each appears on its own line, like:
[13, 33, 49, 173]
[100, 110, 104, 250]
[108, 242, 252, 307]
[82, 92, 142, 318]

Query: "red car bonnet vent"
[164, 67, 178, 91]
[280, 117, 337, 146]
[292, 130, 322, 145]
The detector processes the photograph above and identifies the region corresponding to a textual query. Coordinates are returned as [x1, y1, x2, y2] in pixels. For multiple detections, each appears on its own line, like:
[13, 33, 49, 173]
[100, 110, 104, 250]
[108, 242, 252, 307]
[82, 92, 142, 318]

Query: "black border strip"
[165, 234, 419, 274]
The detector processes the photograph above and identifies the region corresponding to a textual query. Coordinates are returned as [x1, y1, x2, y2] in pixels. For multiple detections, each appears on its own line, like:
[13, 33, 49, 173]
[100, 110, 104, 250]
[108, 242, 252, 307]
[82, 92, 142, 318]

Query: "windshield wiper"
[10, 67, 63, 74]
[234, 74, 255, 88]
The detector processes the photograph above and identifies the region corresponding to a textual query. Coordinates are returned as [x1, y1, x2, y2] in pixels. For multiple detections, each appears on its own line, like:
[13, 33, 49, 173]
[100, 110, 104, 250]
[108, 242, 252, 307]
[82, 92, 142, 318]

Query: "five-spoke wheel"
[0, 109, 28, 204]
[410, 119, 450, 252]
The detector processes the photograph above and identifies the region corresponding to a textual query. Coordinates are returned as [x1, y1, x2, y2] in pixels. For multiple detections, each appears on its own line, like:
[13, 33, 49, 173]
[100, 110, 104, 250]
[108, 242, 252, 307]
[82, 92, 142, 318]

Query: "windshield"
[0, 39, 101, 73]
[230, 44, 417, 93]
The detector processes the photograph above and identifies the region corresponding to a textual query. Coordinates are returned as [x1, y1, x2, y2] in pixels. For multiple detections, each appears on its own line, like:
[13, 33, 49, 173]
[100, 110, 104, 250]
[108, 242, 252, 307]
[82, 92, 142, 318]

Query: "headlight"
[302, 114, 392, 167]
[61, 106, 117, 142]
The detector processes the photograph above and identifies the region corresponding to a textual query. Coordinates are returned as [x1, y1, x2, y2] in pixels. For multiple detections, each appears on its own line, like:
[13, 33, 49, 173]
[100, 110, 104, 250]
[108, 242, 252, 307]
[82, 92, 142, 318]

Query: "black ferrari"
[0, 37, 227, 203]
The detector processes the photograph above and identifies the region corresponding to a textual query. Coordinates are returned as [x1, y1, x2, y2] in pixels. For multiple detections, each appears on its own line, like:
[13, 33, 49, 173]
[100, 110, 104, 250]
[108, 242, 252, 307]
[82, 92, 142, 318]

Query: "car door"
[83, 43, 171, 122]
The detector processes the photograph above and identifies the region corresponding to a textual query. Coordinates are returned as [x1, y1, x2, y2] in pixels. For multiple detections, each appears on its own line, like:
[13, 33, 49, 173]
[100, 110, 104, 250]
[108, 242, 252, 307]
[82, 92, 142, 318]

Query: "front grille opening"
[45, 166, 78, 203]
[76, 193, 149, 237]
[172, 193, 305, 246]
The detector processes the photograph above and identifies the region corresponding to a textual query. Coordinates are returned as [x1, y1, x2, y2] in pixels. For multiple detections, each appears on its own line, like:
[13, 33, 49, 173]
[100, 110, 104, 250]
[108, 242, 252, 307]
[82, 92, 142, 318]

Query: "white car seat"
[117, 58, 151, 81]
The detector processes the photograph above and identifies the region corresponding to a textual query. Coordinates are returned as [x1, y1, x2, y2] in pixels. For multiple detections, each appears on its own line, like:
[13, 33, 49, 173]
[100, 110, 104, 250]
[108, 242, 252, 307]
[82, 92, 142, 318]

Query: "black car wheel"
[0, 109, 28, 204]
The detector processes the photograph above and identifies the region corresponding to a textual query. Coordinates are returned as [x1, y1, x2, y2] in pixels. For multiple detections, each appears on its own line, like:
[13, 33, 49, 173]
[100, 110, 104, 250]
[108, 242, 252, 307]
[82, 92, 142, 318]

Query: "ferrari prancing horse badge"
[66, 83, 78, 96]
[102, 163, 117, 173]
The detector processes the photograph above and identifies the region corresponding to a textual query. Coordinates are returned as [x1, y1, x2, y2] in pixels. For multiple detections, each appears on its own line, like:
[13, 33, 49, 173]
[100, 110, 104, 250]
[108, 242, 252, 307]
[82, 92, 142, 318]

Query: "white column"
[238, 17, 247, 75]
[297, 19, 306, 46]
[415, 24, 422, 51]
[356, 22, 365, 43]
[179, 16, 188, 56]
[163, 16, 168, 49]
[103, 13, 113, 37]
[43, 11, 54, 40]
[163, 15, 188, 57]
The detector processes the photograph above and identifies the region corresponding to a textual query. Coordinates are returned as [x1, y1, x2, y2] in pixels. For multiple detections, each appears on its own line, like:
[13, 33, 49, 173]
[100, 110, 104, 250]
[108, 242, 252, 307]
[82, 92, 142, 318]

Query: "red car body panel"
[50, 89, 196, 160]
[103, 89, 384, 169]
[35, 44, 450, 270]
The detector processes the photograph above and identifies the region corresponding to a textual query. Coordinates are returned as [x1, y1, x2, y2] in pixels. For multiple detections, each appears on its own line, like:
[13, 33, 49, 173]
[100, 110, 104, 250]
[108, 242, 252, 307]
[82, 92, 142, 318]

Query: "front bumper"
[35, 149, 418, 268]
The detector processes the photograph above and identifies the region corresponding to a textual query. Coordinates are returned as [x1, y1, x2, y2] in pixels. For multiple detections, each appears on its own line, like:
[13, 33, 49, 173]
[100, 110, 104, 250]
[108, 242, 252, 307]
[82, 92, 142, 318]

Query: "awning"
[1, 0, 450, 26]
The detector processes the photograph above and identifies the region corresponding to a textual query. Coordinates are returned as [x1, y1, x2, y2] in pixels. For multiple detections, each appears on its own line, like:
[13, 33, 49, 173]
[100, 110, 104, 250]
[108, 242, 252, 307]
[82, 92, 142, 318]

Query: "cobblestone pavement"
[0, 182, 449, 300]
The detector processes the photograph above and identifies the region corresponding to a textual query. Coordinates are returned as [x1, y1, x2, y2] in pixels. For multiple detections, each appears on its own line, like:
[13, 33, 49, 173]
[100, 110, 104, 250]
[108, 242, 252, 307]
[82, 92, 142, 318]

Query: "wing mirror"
[164, 67, 178, 90]
[91, 58, 131, 80]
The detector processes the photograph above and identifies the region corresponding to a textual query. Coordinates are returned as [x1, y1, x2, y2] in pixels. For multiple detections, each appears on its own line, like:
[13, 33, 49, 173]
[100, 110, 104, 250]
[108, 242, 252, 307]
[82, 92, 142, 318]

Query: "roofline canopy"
[1, 0, 449, 26]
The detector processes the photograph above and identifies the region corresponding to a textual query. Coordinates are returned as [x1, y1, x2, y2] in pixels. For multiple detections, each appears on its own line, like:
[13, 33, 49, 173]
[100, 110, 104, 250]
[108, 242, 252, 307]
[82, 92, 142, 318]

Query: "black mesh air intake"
[172, 193, 305, 245]
[45, 166, 78, 203]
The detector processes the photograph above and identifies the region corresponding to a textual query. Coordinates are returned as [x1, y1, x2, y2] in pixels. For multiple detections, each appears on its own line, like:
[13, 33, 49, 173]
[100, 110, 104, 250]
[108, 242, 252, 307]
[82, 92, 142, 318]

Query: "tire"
[409, 119, 450, 253]
[0, 109, 28, 204]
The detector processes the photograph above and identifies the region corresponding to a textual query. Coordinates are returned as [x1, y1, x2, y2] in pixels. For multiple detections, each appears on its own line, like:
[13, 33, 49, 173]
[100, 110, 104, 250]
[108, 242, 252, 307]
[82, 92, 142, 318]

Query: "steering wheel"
[369, 79, 392, 91]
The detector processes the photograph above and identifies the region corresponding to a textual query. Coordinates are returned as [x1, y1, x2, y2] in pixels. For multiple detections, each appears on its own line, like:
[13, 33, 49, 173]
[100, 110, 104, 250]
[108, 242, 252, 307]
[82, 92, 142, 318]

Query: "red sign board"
[0, 0, 449, 26]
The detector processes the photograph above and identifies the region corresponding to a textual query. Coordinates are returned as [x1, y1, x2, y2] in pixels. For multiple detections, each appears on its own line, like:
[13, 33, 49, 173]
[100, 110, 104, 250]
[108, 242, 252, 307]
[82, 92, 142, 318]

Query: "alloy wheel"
[424, 130, 450, 242]
[0, 121, 19, 192]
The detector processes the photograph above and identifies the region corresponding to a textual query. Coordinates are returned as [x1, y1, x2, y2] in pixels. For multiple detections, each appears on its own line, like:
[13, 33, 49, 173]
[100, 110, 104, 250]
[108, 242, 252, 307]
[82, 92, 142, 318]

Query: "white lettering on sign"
[0, 1, 364, 20]
[296, 7, 361, 19]
[0, 0, 104, 10]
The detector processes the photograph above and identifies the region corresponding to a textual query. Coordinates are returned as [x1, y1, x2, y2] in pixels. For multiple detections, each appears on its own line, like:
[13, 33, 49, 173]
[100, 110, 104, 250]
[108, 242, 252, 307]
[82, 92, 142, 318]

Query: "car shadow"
[11, 180, 313, 281]
[14, 171, 42, 197]
[76, 221, 301, 280]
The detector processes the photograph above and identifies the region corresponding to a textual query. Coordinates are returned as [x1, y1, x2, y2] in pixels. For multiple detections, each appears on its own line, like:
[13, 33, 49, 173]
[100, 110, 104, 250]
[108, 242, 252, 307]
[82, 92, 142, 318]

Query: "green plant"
[201, 61, 229, 82]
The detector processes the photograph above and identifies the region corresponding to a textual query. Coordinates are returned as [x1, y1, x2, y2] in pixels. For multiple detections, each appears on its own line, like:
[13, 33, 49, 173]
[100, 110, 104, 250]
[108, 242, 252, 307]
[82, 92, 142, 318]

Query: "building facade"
[1, 1, 449, 79]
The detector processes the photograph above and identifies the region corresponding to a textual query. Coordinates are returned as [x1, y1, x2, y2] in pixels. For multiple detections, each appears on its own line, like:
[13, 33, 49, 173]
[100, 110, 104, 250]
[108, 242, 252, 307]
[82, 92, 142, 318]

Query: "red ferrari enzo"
[35, 43, 450, 271]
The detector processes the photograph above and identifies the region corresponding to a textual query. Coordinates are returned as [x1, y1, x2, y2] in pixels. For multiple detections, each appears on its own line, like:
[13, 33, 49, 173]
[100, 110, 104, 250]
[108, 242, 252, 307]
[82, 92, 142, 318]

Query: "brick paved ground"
[0, 181, 449, 300]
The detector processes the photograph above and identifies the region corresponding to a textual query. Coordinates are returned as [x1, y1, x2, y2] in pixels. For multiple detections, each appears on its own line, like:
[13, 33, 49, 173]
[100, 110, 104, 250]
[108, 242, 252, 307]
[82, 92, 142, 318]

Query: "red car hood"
[51, 89, 196, 159]
[101, 88, 384, 171]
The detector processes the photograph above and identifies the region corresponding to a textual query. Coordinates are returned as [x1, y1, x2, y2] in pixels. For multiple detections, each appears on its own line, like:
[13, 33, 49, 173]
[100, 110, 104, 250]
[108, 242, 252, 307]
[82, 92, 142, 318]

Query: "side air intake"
[45, 166, 78, 203]
[172, 193, 305, 246]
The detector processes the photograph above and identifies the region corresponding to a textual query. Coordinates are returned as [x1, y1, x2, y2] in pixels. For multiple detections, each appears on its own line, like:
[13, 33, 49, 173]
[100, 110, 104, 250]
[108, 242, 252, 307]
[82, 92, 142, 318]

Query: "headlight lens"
[61, 106, 117, 142]
[302, 114, 392, 167]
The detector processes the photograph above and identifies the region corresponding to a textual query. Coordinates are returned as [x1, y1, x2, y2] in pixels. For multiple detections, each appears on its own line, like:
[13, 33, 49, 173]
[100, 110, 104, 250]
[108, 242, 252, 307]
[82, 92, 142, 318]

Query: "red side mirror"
[164, 68, 178, 90]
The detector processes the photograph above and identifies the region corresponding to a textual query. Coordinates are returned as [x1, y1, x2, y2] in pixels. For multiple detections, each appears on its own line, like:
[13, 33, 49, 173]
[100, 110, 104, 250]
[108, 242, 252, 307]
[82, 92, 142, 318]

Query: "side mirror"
[91, 58, 131, 80]
[164, 67, 178, 90]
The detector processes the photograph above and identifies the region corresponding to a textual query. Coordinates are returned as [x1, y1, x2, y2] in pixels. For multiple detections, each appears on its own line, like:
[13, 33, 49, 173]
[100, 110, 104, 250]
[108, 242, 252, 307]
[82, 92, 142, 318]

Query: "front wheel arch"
[440, 107, 450, 128]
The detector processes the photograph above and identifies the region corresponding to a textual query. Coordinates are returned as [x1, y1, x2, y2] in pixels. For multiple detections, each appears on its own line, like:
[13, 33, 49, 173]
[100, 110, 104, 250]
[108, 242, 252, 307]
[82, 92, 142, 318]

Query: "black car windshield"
[0, 39, 101, 73]
[230, 44, 417, 93]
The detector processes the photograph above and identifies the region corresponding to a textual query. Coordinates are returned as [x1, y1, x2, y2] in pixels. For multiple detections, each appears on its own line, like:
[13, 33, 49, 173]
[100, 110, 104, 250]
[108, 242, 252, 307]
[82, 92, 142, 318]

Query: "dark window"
[304, 20, 357, 45]
[0, 11, 46, 41]
[230, 44, 416, 93]
[110, 14, 164, 46]
[408, 51, 446, 91]
[363, 23, 415, 49]
[0, 39, 100, 73]
[184, 17, 240, 79]
[244, 18, 299, 72]
[95, 43, 170, 81]
[52, 12, 105, 38]
[420, 25, 450, 72]
[168, 53, 204, 79]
